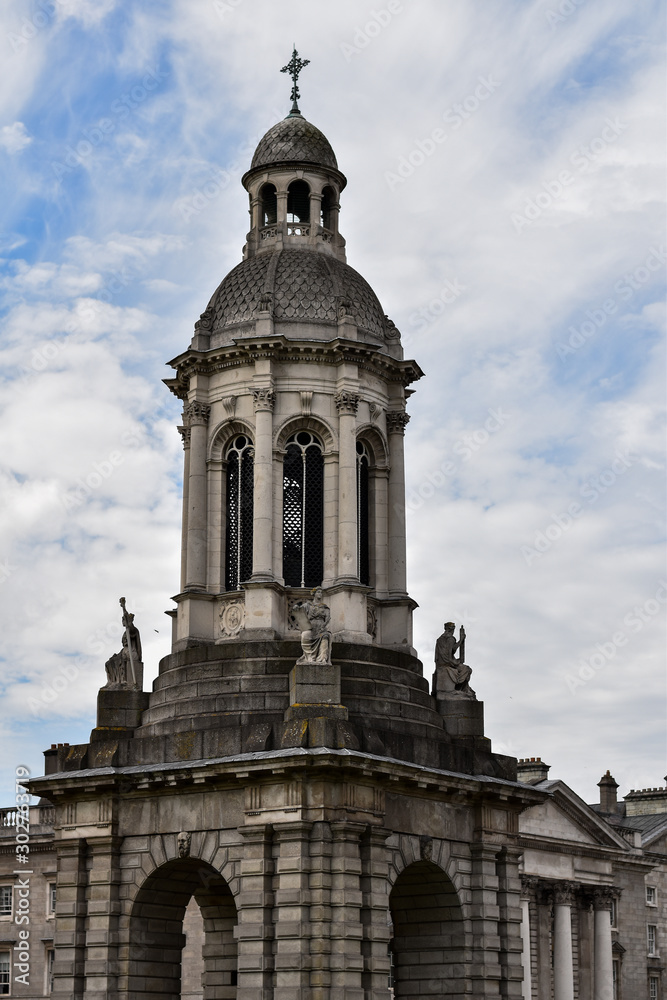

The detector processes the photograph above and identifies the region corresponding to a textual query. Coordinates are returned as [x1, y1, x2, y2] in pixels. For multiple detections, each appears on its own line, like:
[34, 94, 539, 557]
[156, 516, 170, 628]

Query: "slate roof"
[251, 114, 338, 170]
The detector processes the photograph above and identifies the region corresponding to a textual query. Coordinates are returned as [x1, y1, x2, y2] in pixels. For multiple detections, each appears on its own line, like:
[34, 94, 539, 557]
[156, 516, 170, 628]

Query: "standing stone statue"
[104, 598, 143, 689]
[433, 621, 475, 699]
[292, 587, 332, 665]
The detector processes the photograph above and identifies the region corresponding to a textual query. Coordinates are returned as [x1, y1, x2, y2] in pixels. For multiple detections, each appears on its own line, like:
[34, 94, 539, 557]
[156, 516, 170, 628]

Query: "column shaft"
[520, 899, 532, 1000]
[335, 392, 359, 582]
[178, 426, 190, 591]
[252, 392, 274, 580]
[184, 401, 210, 590]
[386, 412, 409, 594]
[553, 899, 575, 1000]
[593, 900, 614, 1000]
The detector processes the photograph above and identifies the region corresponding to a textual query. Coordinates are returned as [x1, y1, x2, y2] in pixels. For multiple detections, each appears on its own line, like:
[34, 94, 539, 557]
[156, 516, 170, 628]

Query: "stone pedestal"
[287, 662, 346, 715]
[92, 687, 149, 739]
[437, 696, 485, 737]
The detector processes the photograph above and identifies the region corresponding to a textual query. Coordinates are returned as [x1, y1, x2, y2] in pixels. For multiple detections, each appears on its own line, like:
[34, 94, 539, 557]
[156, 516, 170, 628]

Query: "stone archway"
[128, 857, 237, 999]
[389, 860, 467, 998]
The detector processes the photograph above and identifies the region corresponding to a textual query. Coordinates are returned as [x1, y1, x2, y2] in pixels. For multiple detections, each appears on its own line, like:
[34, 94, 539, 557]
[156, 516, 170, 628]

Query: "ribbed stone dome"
[251, 114, 338, 170]
[205, 248, 387, 339]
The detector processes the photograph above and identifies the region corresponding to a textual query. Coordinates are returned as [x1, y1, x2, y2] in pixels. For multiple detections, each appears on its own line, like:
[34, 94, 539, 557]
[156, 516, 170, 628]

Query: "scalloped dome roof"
[250, 114, 338, 171]
[204, 248, 386, 339]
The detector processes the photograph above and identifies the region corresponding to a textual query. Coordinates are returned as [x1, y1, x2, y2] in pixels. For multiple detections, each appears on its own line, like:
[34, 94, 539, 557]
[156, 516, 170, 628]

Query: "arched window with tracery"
[225, 434, 254, 591]
[357, 441, 370, 585]
[287, 180, 310, 228]
[283, 431, 323, 588]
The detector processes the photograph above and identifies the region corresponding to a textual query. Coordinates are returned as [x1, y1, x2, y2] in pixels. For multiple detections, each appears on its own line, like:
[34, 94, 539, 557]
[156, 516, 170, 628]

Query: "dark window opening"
[283, 431, 323, 588]
[225, 435, 254, 590]
[287, 180, 310, 224]
[260, 183, 277, 226]
[357, 441, 370, 586]
[320, 185, 336, 230]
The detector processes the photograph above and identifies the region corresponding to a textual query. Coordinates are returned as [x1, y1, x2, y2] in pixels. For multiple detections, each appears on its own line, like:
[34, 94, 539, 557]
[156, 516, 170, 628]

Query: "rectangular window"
[0, 886, 11, 917]
[648, 924, 657, 955]
[650, 977, 659, 1000]
[48, 883, 56, 915]
[609, 896, 617, 928]
[46, 948, 54, 994]
[646, 885, 657, 906]
[0, 952, 9, 996]
[612, 959, 619, 1000]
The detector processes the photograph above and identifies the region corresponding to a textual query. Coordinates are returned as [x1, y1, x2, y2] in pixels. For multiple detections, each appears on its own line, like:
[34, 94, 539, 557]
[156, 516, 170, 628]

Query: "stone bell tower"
[30, 52, 543, 1000]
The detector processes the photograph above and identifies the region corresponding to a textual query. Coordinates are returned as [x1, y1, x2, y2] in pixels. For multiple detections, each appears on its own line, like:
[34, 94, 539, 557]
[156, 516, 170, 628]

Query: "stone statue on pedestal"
[433, 622, 475, 699]
[292, 587, 332, 665]
[104, 598, 143, 689]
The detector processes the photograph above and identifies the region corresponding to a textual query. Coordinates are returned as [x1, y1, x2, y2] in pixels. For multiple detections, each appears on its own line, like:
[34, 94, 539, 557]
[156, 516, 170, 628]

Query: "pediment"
[519, 784, 628, 849]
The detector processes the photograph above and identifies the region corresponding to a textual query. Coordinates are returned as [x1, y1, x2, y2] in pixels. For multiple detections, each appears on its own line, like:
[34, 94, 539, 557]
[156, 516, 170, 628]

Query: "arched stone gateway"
[127, 858, 237, 999]
[389, 860, 468, 997]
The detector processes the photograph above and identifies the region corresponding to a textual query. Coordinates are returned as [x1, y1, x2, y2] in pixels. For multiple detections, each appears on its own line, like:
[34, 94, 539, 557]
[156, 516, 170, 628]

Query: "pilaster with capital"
[386, 410, 410, 595]
[251, 386, 275, 581]
[183, 400, 210, 590]
[334, 389, 360, 583]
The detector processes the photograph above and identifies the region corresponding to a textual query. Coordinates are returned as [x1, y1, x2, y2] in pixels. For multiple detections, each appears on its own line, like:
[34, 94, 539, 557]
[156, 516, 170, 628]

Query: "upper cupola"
[241, 48, 347, 263]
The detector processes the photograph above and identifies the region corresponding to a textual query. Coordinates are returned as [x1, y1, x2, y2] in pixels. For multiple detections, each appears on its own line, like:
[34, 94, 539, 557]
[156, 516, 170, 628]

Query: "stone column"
[329, 821, 365, 999]
[496, 846, 524, 998]
[53, 838, 87, 998]
[386, 411, 409, 594]
[184, 400, 210, 590]
[177, 423, 191, 592]
[553, 883, 576, 1000]
[251, 387, 275, 581]
[592, 888, 615, 1000]
[372, 468, 389, 595]
[237, 824, 274, 1000]
[470, 843, 502, 998]
[273, 821, 313, 1000]
[335, 390, 360, 584]
[82, 834, 121, 999]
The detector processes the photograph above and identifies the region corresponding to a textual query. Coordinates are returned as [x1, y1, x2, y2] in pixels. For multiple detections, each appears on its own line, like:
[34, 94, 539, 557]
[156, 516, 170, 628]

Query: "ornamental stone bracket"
[252, 388, 276, 411]
[334, 389, 360, 415]
[183, 400, 211, 426]
[177, 425, 191, 449]
[222, 395, 237, 418]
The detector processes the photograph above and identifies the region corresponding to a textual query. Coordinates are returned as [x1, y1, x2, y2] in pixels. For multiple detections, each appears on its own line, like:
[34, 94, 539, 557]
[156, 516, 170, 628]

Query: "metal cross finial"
[281, 45, 310, 114]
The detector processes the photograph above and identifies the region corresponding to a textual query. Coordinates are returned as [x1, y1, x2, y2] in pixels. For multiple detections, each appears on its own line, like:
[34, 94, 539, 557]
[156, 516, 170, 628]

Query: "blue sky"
[0, 0, 665, 805]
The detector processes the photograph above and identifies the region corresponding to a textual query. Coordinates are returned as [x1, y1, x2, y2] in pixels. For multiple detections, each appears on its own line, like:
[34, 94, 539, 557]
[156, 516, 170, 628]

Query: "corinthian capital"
[386, 410, 410, 434]
[183, 400, 211, 426]
[334, 390, 360, 415]
[552, 882, 577, 906]
[252, 388, 275, 412]
[177, 425, 191, 449]
[592, 886, 618, 911]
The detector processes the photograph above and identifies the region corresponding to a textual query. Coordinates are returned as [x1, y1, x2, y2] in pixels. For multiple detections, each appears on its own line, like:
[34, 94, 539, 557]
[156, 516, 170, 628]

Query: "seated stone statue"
[433, 621, 475, 699]
[292, 587, 332, 665]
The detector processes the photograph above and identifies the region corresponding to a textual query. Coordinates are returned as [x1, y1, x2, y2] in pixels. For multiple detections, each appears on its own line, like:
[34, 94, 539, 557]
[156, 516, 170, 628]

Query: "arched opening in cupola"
[283, 431, 323, 588]
[260, 182, 277, 226]
[225, 434, 254, 591]
[320, 185, 336, 230]
[287, 179, 310, 225]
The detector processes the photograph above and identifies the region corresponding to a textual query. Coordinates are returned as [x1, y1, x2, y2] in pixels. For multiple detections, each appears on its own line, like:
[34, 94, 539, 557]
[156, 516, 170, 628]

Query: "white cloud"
[0, 121, 31, 153]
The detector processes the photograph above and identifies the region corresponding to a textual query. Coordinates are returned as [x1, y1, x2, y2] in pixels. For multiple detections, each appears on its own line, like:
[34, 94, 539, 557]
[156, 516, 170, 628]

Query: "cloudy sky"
[0, 0, 664, 807]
